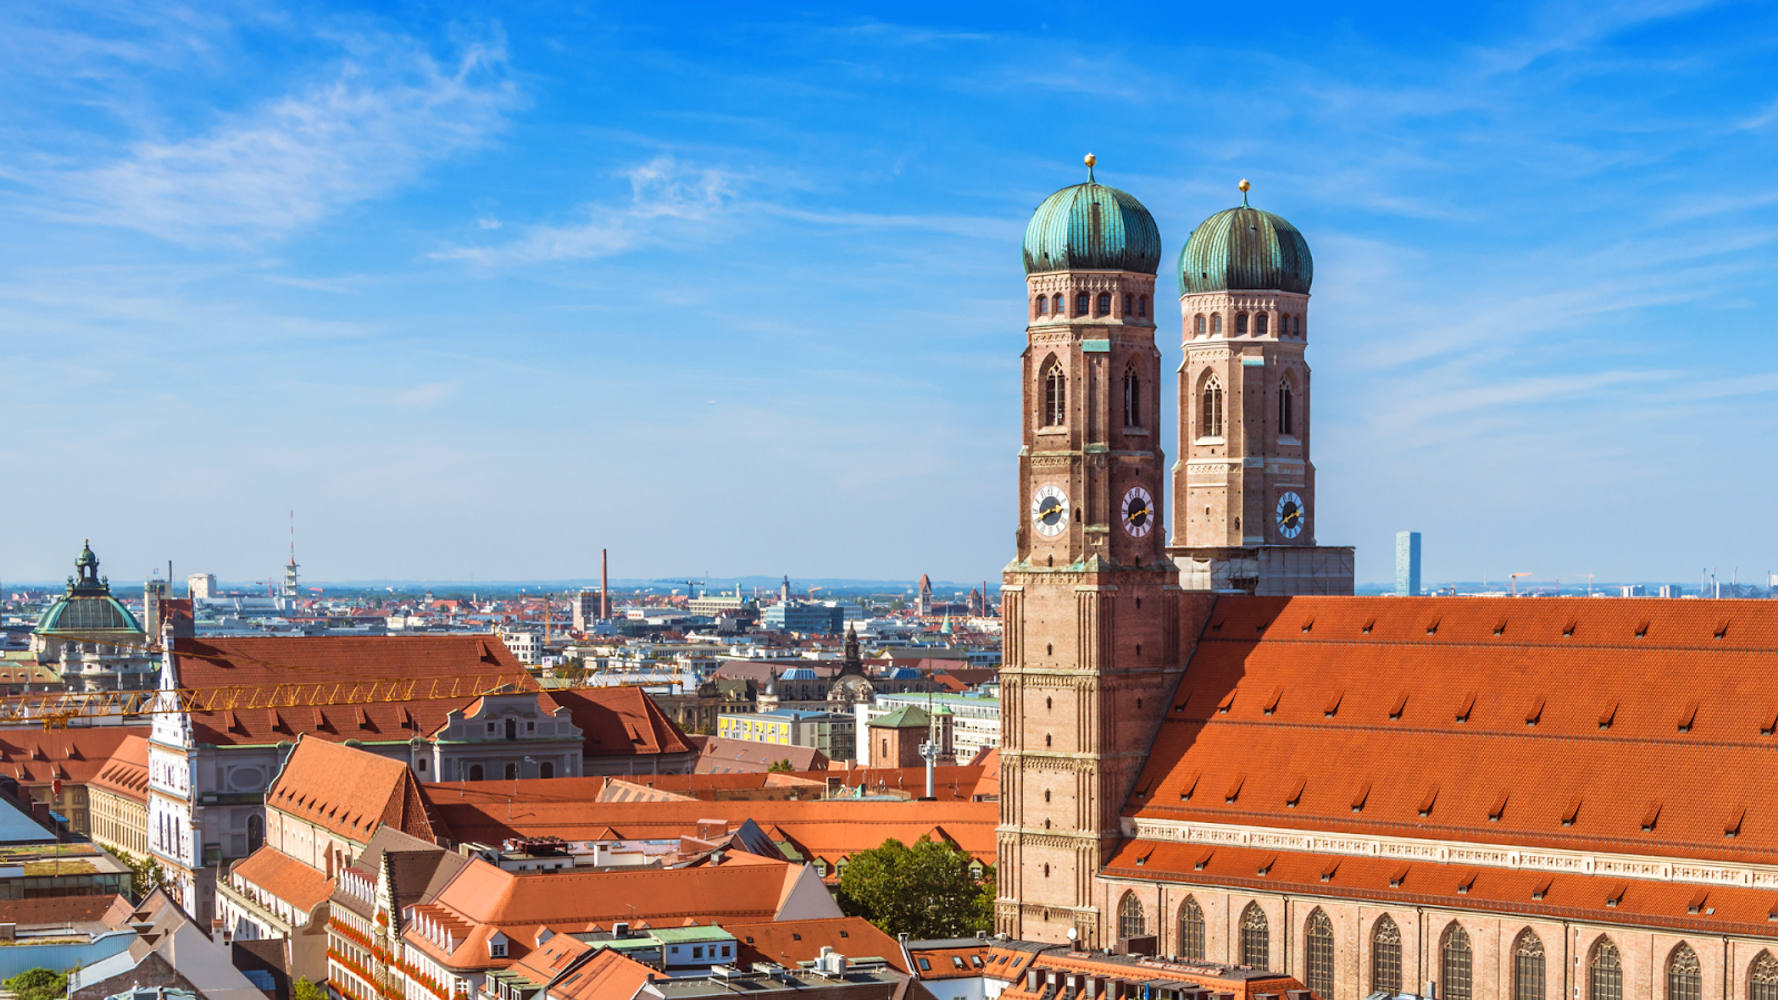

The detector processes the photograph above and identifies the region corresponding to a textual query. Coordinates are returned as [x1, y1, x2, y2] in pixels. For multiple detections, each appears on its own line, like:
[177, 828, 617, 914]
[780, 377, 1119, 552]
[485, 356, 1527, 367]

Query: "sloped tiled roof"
[546, 945, 654, 1000]
[725, 916, 907, 972]
[230, 846, 334, 913]
[0, 727, 147, 789]
[89, 735, 151, 804]
[267, 737, 444, 844]
[544, 687, 693, 757]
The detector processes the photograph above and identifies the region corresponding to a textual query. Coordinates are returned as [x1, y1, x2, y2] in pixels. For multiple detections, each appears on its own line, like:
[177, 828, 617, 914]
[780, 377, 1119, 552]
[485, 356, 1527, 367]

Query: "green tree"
[836, 837, 994, 939]
[6, 968, 67, 1000]
[767, 759, 794, 773]
[292, 979, 329, 1000]
[112, 850, 167, 900]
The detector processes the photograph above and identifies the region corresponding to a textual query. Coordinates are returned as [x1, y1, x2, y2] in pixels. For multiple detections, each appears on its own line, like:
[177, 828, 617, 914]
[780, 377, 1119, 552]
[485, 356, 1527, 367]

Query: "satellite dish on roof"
[1066, 928, 1078, 942]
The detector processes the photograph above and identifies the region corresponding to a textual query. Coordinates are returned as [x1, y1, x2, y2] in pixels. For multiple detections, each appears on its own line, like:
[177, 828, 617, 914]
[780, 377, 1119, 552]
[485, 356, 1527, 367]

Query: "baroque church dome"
[1022, 158, 1162, 276]
[35, 541, 141, 635]
[1178, 186, 1313, 295]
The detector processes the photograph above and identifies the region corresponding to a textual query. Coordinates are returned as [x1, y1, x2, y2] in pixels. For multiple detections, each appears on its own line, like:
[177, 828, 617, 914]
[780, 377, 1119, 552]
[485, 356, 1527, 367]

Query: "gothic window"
[1293, 315, 1302, 335]
[1044, 360, 1067, 426]
[1076, 292, 1089, 316]
[1123, 363, 1141, 429]
[1201, 376, 1225, 439]
[1037, 296, 1048, 316]
[1139, 296, 1148, 317]
[1118, 893, 1145, 940]
[1750, 951, 1778, 1000]
[1279, 382, 1295, 436]
[1590, 937, 1622, 1000]
[1305, 909, 1334, 999]
[1124, 293, 1133, 315]
[1256, 313, 1269, 335]
[1236, 313, 1249, 334]
[1195, 314, 1206, 335]
[1668, 944, 1702, 1000]
[1441, 922, 1473, 1000]
[1514, 929, 1545, 1000]
[1178, 898, 1205, 961]
[1372, 916, 1402, 995]
[1212, 313, 1223, 334]
[1240, 903, 1269, 969]
[1053, 293, 1064, 314]
[1098, 292, 1111, 315]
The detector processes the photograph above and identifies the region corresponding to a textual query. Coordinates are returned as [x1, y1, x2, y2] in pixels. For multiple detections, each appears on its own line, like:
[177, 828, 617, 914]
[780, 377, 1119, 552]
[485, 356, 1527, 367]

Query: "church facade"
[997, 160, 1778, 1000]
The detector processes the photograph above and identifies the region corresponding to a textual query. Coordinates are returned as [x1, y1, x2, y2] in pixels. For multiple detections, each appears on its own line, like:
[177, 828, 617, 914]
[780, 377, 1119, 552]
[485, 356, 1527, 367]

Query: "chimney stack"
[600, 549, 611, 620]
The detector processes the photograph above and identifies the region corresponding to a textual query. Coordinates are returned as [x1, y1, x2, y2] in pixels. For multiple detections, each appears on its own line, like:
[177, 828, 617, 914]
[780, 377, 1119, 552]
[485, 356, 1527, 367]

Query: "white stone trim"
[1122, 816, 1778, 889]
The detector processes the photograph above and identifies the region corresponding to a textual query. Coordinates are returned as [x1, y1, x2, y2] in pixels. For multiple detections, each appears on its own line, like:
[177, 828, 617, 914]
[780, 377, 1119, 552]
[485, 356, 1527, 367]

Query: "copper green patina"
[1178, 199, 1313, 295]
[1022, 171, 1162, 276]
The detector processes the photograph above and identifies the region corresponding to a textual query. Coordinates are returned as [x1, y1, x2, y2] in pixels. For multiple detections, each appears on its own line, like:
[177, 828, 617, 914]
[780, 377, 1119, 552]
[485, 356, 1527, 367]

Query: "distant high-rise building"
[188, 574, 217, 601]
[1395, 531, 1421, 596]
[1660, 584, 1683, 598]
[1620, 585, 1647, 597]
[571, 589, 606, 632]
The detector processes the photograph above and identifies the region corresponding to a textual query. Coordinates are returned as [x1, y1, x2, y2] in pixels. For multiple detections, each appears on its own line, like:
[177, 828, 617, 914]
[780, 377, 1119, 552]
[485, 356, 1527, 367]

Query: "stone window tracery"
[1441, 922, 1473, 1000]
[1117, 892, 1145, 941]
[1044, 360, 1066, 427]
[1668, 944, 1701, 1000]
[1178, 897, 1205, 961]
[1240, 903, 1268, 969]
[1590, 937, 1622, 1000]
[1513, 929, 1544, 1000]
[1279, 380, 1295, 436]
[1305, 909, 1334, 999]
[1372, 916, 1402, 995]
[1124, 363, 1142, 429]
[1201, 376, 1224, 439]
[1750, 951, 1778, 1000]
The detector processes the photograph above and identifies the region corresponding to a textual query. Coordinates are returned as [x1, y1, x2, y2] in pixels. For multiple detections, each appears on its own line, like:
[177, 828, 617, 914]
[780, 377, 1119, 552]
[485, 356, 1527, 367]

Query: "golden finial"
[1239, 178, 1250, 207]
[1084, 152, 1096, 183]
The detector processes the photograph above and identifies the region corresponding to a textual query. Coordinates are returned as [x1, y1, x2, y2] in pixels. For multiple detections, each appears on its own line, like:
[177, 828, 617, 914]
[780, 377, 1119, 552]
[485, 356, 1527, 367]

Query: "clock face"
[1031, 484, 1070, 537]
[1276, 491, 1306, 539]
[1121, 486, 1154, 538]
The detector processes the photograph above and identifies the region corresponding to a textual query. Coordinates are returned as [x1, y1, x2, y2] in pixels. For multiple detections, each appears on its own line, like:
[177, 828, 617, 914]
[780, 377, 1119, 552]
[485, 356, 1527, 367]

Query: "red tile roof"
[0, 727, 148, 788]
[231, 846, 334, 912]
[88, 734, 150, 804]
[267, 736, 444, 844]
[544, 687, 692, 757]
[905, 943, 989, 980]
[725, 917, 908, 972]
[546, 944, 655, 1000]
[692, 736, 829, 773]
[994, 947, 1311, 1000]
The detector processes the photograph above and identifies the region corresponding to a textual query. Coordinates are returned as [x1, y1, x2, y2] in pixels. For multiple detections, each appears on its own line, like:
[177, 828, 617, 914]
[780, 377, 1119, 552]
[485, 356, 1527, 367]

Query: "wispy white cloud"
[34, 32, 517, 244]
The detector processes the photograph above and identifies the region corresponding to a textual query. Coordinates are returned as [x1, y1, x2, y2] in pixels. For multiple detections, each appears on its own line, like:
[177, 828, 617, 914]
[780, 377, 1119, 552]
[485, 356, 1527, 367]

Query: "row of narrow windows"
[1114, 894, 1774, 1000]
[1193, 312, 1303, 337]
[1041, 360, 1146, 430]
[1197, 377, 1295, 438]
[1034, 292, 1149, 320]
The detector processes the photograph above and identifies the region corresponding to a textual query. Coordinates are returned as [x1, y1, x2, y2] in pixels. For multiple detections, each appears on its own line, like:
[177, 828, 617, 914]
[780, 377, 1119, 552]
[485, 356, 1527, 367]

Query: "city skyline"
[4, 2, 1778, 584]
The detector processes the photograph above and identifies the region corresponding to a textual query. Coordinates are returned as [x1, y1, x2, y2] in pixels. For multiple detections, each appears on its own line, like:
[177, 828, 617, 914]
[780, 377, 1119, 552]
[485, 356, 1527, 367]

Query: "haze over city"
[5, 2, 1777, 586]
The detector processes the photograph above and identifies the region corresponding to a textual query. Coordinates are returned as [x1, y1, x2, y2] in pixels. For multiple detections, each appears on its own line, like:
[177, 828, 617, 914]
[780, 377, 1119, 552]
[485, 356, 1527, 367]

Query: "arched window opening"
[1256, 313, 1269, 335]
[504, 762, 518, 780]
[1124, 293, 1133, 315]
[1514, 930, 1545, 1000]
[1195, 314, 1206, 335]
[1236, 313, 1249, 335]
[1036, 296, 1048, 316]
[1053, 294, 1064, 314]
[1076, 293, 1089, 316]
[1043, 789, 1050, 802]
[469, 764, 484, 781]
[1201, 376, 1224, 439]
[1044, 361, 1067, 427]
[1098, 292, 1112, 315]
[1212, 314, 1223, 334]
[1305, 909, 1334, 999]
[1750, 951, 1778, 1000]
[247, 814, 264, 854]
[1139, 296, 1148, 317]
[1240, 903, 1268, 969]
[1123, 363, 1141, 429]
[1178, 898, 1206, 962]
[540, 761, 555, 779]
[1293, 315, 1302, 336]
[1441, 922, 1473, 1000]
[1279, 383, 1295, 436]
[1668, 944, 1702, 1000]
[1118, 893, 1145, 941]
[1372, 917, 1402, 995]
[1590, 937, 1623, 1000]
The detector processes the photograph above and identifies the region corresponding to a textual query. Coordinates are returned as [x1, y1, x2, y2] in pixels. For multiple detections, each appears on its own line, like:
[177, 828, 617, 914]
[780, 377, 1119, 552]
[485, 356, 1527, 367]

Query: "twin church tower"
[997, 157, 1352, 944]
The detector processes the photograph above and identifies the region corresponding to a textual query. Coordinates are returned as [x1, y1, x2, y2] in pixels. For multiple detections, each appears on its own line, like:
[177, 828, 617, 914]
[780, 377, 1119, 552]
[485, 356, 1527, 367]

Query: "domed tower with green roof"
[1169, 181, 1352, 595]
[31, 541, 158, 691]
[998, 157, 1192, 948]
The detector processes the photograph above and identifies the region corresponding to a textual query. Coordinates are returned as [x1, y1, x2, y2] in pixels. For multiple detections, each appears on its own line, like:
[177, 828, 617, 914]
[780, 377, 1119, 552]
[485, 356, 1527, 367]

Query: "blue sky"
[3, 1, 1776, 588]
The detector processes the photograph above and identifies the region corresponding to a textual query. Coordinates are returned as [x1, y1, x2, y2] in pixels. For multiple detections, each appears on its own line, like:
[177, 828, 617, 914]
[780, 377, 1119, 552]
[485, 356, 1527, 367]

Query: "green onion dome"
[1178, 189, 1313, 294]
[1022, 159, 1162, 275]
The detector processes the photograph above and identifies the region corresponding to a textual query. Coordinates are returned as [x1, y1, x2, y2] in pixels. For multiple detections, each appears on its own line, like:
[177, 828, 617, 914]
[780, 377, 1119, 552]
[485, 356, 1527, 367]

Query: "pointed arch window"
[1117, 892, 1145, 941]
[1305, 909, 1334, 999]
[1279, 381, 1295, 436]
[1514, 930, 1545, 1000]
[1123, 363, 1142, 429]
[1212, 314, 1223, 334]
[1178, 897, 1205, 961]
[1668, 944, 1702, 1000]
[1201, 376, 1224, 439]
[1590, 937, 1623, 1000]
[1195, 314, 1206, 335]
[1240, 903, 1269, 969]
[1256, 313, 1269, 335]
[1441, 922, 1473, 1000]
[1044, 361, 1067, 427]
[1750, 951, 1778, 1000]
[1371, 916, 1402, 995]
[1036, 296, 1048, 316]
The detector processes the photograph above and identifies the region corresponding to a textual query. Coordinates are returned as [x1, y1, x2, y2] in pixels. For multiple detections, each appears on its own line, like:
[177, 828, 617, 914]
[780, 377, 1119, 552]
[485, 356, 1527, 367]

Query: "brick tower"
[1169, 181, 1353, 594]
[996, 157, 1196, 947]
